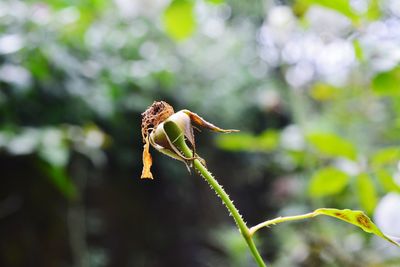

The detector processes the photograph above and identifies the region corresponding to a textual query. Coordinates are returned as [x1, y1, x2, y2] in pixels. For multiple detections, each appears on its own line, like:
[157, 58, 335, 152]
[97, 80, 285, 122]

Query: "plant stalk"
[249, 212, 317, 236]
[172, 134, 267, 267]
[193, 159, 267, 267]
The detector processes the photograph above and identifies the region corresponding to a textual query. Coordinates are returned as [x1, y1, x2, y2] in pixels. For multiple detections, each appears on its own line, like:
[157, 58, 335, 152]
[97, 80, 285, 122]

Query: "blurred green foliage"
[372, 67, 400, 96]
[356, 173, 377, 214]
[307, 133, 357, 160]
[216, 129, 279, 152]
[1, 0, 400, 266]
[163, 0, 196, 40]
[309, 167, 349, 197]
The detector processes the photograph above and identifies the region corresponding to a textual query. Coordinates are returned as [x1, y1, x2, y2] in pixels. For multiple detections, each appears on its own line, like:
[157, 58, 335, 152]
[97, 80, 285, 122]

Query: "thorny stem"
[193, 159, 267, 267]
[171, 132, 267, 267]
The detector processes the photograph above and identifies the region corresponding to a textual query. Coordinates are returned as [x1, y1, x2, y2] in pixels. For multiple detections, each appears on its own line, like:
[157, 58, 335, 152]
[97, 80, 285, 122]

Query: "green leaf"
[216, 133, 255, 151]
[356, 173, 377, 214]
[296, 0, 359, 23]
[206, 0, 224, 4]
[163, 0, 196, 40]
[39, 162, 77, 199]
[307, 133, 357, 160]
[372, 67, 400, 96]
[251, 208, 399, 247]
[216, 130, 279, 152]
[295, 0, 381, 24]
[353, 40, 364, 62]
[376, 169, 400, 193]
[258, 131, 279, 150]
[314, 208, 399, 247]
[371, 147, 400, 168]
[309, 167, 350, 197]
[309, 83, 340, 101]
[365, 0, 381, 21]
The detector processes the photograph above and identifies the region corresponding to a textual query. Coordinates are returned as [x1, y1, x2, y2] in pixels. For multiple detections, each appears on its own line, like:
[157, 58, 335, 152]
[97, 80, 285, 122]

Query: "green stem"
[249, 212, 317, 236]
[193, 159, 267, 267]
[171, 132, 267, 267]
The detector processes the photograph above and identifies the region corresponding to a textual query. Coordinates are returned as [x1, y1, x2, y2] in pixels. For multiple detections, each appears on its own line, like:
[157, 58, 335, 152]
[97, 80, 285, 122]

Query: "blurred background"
[1, 0, 400, 266]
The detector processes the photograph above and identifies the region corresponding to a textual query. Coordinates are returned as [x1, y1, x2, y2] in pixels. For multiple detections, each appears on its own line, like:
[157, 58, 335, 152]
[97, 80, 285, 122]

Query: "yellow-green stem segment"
[249, 212, 317, 236]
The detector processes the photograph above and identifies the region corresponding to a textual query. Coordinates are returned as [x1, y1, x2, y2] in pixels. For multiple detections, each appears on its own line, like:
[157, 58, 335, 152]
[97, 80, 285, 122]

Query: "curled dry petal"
[182, 110, 239, 134]
[141, 136, 154, 179]
[140, 101, 174, 179]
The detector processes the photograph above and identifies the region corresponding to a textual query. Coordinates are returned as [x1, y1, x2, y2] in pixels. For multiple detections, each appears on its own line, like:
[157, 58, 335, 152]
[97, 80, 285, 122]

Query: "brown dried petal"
[182, 109, 239, 133]
[140, 136, 153, 179]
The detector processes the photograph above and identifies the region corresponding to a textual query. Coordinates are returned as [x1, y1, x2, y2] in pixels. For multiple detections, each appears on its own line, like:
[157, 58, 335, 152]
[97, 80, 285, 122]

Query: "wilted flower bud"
[140, 101, 238, 179]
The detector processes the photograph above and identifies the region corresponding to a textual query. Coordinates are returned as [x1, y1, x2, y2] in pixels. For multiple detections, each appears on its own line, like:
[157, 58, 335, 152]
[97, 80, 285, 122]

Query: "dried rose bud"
[140, 101, 238, 179]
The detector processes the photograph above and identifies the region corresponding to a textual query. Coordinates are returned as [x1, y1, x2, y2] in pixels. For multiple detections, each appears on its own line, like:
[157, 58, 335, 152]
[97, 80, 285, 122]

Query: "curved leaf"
[251, 208, 400, 247]
[315, 208, 399, 246]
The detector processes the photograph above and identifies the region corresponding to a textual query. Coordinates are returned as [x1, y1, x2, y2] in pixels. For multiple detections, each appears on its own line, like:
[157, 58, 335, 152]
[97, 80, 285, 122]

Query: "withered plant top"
[141, 101, 174, 143]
